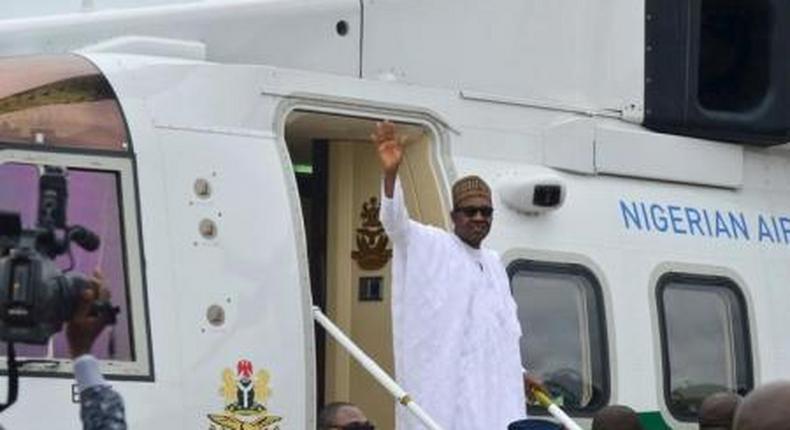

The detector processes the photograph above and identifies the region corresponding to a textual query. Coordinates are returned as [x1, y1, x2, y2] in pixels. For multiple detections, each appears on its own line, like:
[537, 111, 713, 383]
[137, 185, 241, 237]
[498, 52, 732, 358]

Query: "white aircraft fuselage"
[0, 1, 787, 429]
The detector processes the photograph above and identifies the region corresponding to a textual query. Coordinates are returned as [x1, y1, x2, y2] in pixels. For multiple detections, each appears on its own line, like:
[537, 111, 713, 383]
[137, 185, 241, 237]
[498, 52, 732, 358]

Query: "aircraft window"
[657, 273, 753, 421]
[0, 162, 137, 365]
[698, 0, 772, 112]
[508, 260, 610, 414]
[0, 55, 129, 151]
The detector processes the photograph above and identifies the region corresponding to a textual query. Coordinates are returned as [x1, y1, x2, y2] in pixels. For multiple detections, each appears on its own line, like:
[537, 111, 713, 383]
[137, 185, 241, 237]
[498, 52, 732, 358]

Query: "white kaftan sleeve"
[379, 177, 411, 244]
[379, 175, 453, 323]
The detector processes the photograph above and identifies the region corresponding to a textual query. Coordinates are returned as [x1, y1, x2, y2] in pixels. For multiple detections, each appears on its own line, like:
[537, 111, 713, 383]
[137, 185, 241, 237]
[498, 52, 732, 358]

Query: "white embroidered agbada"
[380, 179, 526, 430]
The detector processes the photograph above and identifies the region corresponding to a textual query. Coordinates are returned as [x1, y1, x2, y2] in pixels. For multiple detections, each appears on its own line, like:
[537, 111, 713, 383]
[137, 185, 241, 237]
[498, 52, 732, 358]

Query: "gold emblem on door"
[351, 196, 392, 270]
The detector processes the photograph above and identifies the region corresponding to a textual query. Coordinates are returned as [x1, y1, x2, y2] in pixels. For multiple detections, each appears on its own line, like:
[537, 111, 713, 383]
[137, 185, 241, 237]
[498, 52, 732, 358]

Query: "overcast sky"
[1, 0, 198, 20]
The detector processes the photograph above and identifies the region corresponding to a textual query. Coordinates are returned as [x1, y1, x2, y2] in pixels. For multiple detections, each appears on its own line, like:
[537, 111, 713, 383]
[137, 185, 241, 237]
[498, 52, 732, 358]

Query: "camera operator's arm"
[66, 271, 127, 430]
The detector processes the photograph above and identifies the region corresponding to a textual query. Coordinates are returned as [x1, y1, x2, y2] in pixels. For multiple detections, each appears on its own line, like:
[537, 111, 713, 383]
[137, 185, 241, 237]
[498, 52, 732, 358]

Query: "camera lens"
[533, 185, 562, 207]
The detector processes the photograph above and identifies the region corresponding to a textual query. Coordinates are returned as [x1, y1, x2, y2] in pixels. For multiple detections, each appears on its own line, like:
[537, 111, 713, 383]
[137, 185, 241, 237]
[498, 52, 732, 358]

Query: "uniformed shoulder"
[80, 385, 127, 430]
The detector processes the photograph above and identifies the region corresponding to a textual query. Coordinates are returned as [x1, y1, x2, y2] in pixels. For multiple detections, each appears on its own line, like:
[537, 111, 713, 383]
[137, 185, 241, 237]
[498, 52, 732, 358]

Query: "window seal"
[507, 259, 611, 417]
[655, 272, 754, 422]
[0, 149, 153, 382]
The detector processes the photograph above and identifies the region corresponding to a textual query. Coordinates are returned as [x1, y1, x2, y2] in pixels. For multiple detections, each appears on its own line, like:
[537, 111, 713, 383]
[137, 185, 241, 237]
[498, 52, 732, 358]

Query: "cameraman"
[65, 271, 126, 430]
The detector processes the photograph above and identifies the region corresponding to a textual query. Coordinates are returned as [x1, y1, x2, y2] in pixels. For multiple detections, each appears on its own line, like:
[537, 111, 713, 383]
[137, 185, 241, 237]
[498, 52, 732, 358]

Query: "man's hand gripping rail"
[529, 386, 584, 430]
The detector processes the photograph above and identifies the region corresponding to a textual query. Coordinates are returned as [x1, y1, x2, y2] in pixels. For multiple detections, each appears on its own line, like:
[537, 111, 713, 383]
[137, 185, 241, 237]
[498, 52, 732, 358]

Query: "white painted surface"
[543, 116, 596, 174]
[363, 0, 644, 115]
[595, 121, 744, 188]
[80, 36, 207, 60]
[0, 0, 197, 20]
[0, 0, 360, 78]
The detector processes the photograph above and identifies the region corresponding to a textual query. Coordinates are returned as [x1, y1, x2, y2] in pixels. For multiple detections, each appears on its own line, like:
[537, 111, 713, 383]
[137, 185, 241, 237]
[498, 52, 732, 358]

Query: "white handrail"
[531, 389, 584, 430]
[312, 306, 443, 430]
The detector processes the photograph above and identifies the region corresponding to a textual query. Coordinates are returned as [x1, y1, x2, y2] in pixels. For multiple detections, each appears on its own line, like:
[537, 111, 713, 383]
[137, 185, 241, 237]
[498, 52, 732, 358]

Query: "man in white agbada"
[374, 121, 534, 429]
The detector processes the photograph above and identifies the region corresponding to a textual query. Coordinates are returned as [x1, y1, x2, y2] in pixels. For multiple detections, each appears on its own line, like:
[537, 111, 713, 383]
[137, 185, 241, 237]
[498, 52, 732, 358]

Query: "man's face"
[451, 195, 493, 249]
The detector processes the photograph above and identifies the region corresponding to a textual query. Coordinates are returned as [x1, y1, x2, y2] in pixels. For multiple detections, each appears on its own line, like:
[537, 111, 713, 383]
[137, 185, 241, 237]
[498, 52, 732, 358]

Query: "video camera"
[0, 166, 118, 345]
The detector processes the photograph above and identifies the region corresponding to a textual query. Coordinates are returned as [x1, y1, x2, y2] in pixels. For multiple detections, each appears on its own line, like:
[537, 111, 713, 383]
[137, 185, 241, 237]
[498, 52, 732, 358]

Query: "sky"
[0, 0, 198, 20]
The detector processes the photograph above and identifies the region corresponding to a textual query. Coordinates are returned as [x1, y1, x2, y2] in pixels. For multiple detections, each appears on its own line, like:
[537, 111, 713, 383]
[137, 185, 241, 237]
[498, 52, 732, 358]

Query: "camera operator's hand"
[66, 270, 111, 358]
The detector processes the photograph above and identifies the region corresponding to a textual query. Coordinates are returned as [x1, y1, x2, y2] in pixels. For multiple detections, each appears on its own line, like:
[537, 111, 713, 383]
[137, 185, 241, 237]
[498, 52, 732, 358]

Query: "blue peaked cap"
[508, 418, 563, 430]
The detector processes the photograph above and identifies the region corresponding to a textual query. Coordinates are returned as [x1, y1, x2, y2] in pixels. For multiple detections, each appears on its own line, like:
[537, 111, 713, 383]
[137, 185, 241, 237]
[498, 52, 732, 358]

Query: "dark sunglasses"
[454, 205, 494, 218]
[332, 422, 375, 430]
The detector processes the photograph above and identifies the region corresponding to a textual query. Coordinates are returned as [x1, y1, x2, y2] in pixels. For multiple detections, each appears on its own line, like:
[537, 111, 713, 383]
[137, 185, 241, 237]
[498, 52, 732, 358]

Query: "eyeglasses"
[330, 422, 375, 430]
[454, 205, 494, 218]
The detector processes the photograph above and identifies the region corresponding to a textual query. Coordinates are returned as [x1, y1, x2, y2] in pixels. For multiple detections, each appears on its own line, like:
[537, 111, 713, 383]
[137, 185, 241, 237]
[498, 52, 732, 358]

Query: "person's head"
[733, 381, 790, 430]
[318, 402, 373, 430]
[451, 175, 493, 249]
[699, 391, 741, 429]
[592, 405, 644, 430]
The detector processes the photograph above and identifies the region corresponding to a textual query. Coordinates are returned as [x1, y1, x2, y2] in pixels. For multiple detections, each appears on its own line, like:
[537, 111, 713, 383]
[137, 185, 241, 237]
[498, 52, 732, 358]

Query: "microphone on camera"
[68, 226, 101, 252]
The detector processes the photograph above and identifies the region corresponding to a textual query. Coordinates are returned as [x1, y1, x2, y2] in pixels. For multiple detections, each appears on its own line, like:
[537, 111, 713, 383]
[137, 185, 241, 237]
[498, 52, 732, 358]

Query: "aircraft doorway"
[284, 111, 448, 429]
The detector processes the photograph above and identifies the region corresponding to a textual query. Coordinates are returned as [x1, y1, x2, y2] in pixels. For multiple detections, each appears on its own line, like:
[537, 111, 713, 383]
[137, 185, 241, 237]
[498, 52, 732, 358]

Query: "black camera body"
[0, 166, 115, 345]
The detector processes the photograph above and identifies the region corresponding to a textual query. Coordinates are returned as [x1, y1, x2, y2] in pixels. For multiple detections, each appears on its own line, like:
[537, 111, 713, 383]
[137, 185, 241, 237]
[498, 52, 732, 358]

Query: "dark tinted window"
[509, 260, 609, 414]
[644, 0, 790, 145]
[698, 0, 773, 111]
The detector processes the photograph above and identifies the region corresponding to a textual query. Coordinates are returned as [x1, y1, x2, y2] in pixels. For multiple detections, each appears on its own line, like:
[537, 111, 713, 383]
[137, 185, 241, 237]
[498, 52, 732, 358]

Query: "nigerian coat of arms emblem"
[207, 359, 283, 430]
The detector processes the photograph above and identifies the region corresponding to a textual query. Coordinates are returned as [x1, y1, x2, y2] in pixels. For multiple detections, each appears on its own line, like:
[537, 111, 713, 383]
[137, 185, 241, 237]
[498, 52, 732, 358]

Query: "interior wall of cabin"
[285, 112, 447, 429]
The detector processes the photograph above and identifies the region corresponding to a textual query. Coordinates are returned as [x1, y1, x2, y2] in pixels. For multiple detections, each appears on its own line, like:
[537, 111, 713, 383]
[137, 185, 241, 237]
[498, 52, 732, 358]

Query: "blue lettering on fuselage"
[758, 215, 775, 243]
[618, 200, 786, 245]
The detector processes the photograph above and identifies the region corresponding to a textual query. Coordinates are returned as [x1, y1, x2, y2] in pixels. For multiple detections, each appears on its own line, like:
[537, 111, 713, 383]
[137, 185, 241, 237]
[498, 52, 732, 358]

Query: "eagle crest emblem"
[207, 359, 283, 430]
[351, 196, 392, 270]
